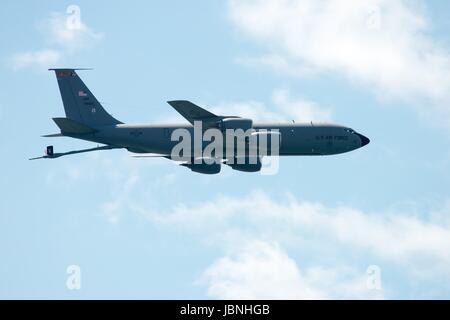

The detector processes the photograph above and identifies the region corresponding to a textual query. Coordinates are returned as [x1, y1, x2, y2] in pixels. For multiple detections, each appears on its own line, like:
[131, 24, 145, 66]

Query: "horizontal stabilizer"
[52, 117, 97, 134]
[48, 68, 93, 71]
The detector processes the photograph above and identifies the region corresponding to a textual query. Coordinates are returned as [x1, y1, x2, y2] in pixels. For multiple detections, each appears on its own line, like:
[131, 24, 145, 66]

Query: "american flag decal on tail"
[56, 71, 76, 77]
[78, 90, 88, 97]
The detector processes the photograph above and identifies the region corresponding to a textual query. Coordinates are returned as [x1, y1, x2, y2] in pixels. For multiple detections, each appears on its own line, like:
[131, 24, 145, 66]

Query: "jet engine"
[217, 118, 253, 131]
[226, 157, 262, 172]
[250, 130, 282, 155]
[180, 162, 221, 174]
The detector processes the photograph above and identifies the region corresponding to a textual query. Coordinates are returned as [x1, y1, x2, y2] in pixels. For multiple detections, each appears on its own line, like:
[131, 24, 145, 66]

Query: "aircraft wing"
[167, 100, 220, 124]
[132, 153, 171, 159]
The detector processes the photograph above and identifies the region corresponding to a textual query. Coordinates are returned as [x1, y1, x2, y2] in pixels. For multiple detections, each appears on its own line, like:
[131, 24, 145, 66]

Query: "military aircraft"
[30, 69, 370, 174]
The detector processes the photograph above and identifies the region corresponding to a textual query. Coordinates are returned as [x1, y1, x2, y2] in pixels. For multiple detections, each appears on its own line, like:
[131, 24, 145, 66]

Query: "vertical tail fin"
[50, 68, 122, 127]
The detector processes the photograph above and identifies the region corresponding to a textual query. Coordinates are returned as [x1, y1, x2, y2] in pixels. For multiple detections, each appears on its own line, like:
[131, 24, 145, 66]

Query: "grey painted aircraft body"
[31, 69, 370, 174]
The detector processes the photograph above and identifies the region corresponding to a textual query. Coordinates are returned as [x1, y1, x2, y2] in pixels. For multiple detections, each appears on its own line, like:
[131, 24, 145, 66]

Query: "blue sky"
[1, 0, 450, 299]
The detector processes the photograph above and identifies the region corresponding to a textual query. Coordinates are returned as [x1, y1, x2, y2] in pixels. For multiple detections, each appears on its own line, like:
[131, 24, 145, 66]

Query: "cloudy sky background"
[1, 0, 450, 299]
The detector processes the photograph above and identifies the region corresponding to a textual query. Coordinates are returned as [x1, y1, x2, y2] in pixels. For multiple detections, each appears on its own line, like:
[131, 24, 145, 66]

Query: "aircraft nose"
[355, 132, 370, 147]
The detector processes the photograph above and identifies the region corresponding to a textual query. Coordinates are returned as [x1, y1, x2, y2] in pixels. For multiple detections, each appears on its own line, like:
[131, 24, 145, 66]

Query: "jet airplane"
[30, 69, 370, 174]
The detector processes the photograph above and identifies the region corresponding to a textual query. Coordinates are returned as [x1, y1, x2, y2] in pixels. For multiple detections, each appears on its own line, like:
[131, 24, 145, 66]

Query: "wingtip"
[41, 133, 64, 138]
[167, 100, 189, 105]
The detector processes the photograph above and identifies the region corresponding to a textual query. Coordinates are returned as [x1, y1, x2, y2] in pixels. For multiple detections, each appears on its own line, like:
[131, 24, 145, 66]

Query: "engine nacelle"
[251, 130, 282, 155]
[226, 157, 262, 172]
[180, 162, 221, 174]
[218, 118, 253, 131]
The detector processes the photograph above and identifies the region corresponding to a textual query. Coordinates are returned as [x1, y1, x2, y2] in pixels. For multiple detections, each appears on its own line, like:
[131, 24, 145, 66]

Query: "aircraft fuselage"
[31, 69, 370, 173]
[66, 122, 369, 157]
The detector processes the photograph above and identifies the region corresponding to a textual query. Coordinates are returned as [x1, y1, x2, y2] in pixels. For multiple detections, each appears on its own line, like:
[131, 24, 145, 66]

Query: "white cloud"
[228, 0, 450, 127]
[43, 11, 103, 52]
[235, 54, 314, 76]
[10, 50, 61, 70]
[9, 7, 103, 70]
[157, 88, 331, 124]
[202, 240, 381, 299]
[137, 190, 450, 298]
[67, 151, 449, 298]
[202, 240, 326, 299]
[100, 173, 139, 224]
[211, 88, 332, 122]
[143, 191, 450, 266]
[94, 153, 178, 224]
[272, 88, 332, 122]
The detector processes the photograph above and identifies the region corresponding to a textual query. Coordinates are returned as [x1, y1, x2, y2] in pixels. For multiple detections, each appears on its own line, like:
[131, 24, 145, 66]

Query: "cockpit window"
[344, 128, 355, 134]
